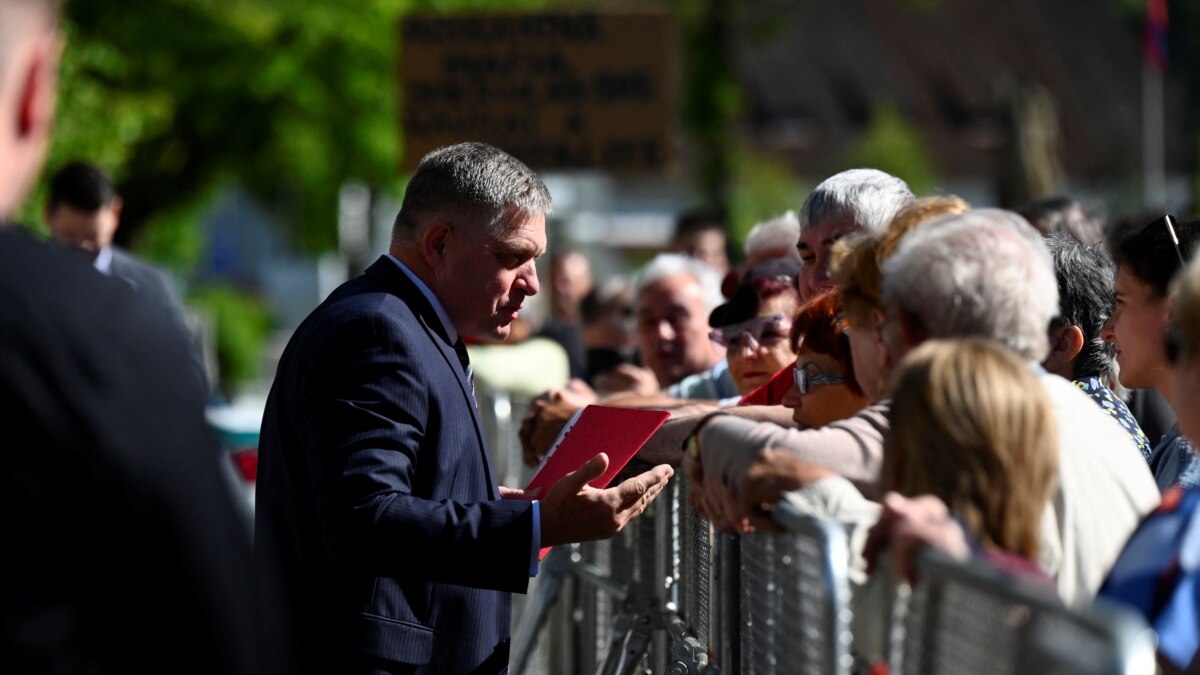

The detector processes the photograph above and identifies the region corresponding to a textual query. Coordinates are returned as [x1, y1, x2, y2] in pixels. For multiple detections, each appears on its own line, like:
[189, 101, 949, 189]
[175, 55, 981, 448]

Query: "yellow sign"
[400, 12, 674, 173]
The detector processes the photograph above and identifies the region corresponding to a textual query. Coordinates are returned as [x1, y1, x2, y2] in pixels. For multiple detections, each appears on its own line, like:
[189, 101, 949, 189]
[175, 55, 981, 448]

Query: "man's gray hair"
[882, 208, 1059, 361]
[744, 211, 801, 259]
[634, 252, 725, 314]
[800, 168, 915, 234]
[392, 142, 552, 242]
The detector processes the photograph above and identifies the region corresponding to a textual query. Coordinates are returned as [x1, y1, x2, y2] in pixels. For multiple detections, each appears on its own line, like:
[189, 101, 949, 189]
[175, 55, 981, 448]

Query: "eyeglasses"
[792, 361, 846, 394]
[709, 314, 791, 351]
[1141, 214, 1187, 267]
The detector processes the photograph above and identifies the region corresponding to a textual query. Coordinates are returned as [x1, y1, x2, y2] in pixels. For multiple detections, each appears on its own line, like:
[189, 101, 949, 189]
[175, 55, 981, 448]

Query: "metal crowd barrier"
[888, 551, 1158, 675]
[740, 501, 854, 675]
[510, 473, 854, 675]
[480, 392, 1156, 675]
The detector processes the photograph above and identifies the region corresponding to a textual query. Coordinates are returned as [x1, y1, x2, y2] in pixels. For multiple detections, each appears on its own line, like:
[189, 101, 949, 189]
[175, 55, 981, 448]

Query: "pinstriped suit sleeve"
[301, 308, 532, 594]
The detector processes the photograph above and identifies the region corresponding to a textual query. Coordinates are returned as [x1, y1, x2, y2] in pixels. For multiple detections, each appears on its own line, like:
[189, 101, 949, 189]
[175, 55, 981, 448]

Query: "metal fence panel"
[894, 552, 1158, 675]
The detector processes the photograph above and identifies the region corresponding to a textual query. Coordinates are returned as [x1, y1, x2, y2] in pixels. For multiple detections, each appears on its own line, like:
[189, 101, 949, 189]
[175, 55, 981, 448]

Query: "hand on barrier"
[711, 482, 752, 533]
[738, 449, 836, 532]
[683, 461, 752, 533]
[540, 452, 674, 547]
[863, 492, 970, 582]
[682, 450, 722, 523]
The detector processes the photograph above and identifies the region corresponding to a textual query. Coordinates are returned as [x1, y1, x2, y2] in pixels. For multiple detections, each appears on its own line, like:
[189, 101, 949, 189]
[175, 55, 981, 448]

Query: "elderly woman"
[706, 257, 802, 397]
[782, 289, 871, 429]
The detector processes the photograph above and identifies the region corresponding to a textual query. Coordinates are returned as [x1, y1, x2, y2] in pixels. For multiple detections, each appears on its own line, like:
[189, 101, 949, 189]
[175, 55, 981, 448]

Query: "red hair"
[790, 289, 863, 396]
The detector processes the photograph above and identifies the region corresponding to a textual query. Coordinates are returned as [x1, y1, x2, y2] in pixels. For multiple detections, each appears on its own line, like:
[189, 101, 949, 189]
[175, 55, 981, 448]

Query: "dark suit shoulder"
[0, 229, 269, 674]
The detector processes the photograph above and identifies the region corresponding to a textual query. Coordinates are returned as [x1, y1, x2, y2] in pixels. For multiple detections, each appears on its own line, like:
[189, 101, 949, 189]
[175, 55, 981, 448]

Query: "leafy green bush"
[188, 285, 273, 398]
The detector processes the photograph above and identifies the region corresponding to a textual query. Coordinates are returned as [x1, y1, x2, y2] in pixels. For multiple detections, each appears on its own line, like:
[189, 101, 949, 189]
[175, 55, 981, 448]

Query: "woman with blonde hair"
[883, 338, 1059, 560]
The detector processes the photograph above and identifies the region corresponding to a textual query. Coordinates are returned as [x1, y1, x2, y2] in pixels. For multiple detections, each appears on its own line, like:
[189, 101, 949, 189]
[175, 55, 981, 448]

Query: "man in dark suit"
[44, 160, 205, 384]
[0, 1, 281, 672]
[256, 142, 674, 674]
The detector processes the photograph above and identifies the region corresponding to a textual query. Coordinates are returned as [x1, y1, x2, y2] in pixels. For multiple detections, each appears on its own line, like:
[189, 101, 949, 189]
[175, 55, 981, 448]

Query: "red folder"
[737, 363, 794, 407]
[525, 404, 670, 559]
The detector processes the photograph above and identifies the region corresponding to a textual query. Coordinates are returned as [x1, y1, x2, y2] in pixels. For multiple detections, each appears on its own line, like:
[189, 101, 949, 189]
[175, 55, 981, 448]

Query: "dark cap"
[709, 256, 802, 328]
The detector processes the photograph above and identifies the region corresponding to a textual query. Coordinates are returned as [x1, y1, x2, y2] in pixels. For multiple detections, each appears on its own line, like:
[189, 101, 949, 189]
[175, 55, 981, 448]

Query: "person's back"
[0, 229, 273, 673]
[881, 210, 1160, 606]
[1036, 373, 1161, 606]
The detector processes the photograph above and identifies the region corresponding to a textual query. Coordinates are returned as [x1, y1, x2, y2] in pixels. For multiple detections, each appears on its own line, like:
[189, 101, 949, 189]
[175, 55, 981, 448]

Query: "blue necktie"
[453, 338, 476, 404]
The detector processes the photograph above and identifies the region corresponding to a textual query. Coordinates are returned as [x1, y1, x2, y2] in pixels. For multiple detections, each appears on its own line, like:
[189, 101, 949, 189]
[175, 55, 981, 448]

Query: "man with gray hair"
[878, 209, 1159, 605]
[687, 208, 1160, 607]
[633, 252, 731, 398]
[257, 142, 674, 674]
[797, 168, 914, 299]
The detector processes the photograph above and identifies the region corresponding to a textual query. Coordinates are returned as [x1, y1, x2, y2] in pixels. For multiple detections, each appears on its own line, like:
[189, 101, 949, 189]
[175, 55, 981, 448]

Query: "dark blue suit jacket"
[257, 256, 534, 674]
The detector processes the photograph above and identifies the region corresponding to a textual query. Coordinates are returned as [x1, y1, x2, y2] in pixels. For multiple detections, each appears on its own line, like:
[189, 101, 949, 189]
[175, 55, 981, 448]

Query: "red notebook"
[525, 404, 671, 559]
[737, 363, 794, 407]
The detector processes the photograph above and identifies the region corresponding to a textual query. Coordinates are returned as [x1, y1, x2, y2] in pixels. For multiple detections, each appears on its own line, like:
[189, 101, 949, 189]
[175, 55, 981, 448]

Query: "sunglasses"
[792, 361, 846, 394]
[1141, 214, 1187, 267]
[710, 314, 791, 351]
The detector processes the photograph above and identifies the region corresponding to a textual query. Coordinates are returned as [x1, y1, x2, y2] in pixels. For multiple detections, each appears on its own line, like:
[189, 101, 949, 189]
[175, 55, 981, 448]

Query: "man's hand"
[539, 453, 674, 547]
[593, 363, 661, 397]
[519, 382, 596, 466]
[862, 492, 970, 582]
[738, 450, 836, 531]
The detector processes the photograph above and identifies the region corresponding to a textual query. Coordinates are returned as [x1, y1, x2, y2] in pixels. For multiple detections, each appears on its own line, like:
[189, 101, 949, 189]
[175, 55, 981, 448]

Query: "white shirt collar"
[386, 254, 458, 344]
[93, 246, 114, 275]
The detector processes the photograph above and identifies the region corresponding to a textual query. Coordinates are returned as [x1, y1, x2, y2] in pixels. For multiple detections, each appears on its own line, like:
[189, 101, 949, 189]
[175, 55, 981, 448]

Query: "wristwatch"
[684, 432, 703, 463]
[682, 411, 726, 463]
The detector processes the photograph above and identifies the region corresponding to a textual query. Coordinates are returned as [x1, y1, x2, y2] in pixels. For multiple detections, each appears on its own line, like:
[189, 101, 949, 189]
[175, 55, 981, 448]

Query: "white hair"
[634, 252, 725, 313]
[744, 211, 801, 259]
[800, 168, 915, 234]
[882, 208, 1059, 361]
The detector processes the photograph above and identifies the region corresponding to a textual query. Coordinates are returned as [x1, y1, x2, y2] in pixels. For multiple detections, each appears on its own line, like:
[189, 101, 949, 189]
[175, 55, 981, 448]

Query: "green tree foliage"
[30, 0, 411, 259]
[189, 284, 273, 400]
[728, 145, 808, 253]
[19, 0, 561, 391]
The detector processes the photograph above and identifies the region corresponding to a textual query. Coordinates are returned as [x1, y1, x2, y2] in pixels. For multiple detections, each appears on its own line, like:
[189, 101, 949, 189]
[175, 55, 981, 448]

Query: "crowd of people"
[518, 176, 1200, 673]
[2, 0, 1198, 673]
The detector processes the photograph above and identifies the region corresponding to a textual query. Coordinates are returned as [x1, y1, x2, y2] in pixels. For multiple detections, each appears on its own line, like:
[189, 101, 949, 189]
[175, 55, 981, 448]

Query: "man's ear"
[1043, 323, 1085, 376]
[16, 34, 60, 140]
[896, 308, 929, 351]
[421, 221, 453, 268]
[110, 196, 124, 227]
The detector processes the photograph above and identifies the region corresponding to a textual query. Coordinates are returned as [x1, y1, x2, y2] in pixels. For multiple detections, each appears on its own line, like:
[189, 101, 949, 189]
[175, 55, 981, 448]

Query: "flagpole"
[1142, 0, 1168, 210]
[1143, 59, 1166, 209]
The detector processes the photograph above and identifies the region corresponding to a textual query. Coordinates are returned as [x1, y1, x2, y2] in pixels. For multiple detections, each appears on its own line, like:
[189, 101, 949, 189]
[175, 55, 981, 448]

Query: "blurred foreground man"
[256, 142, 673, 675]
[0, 1, 275, 673]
